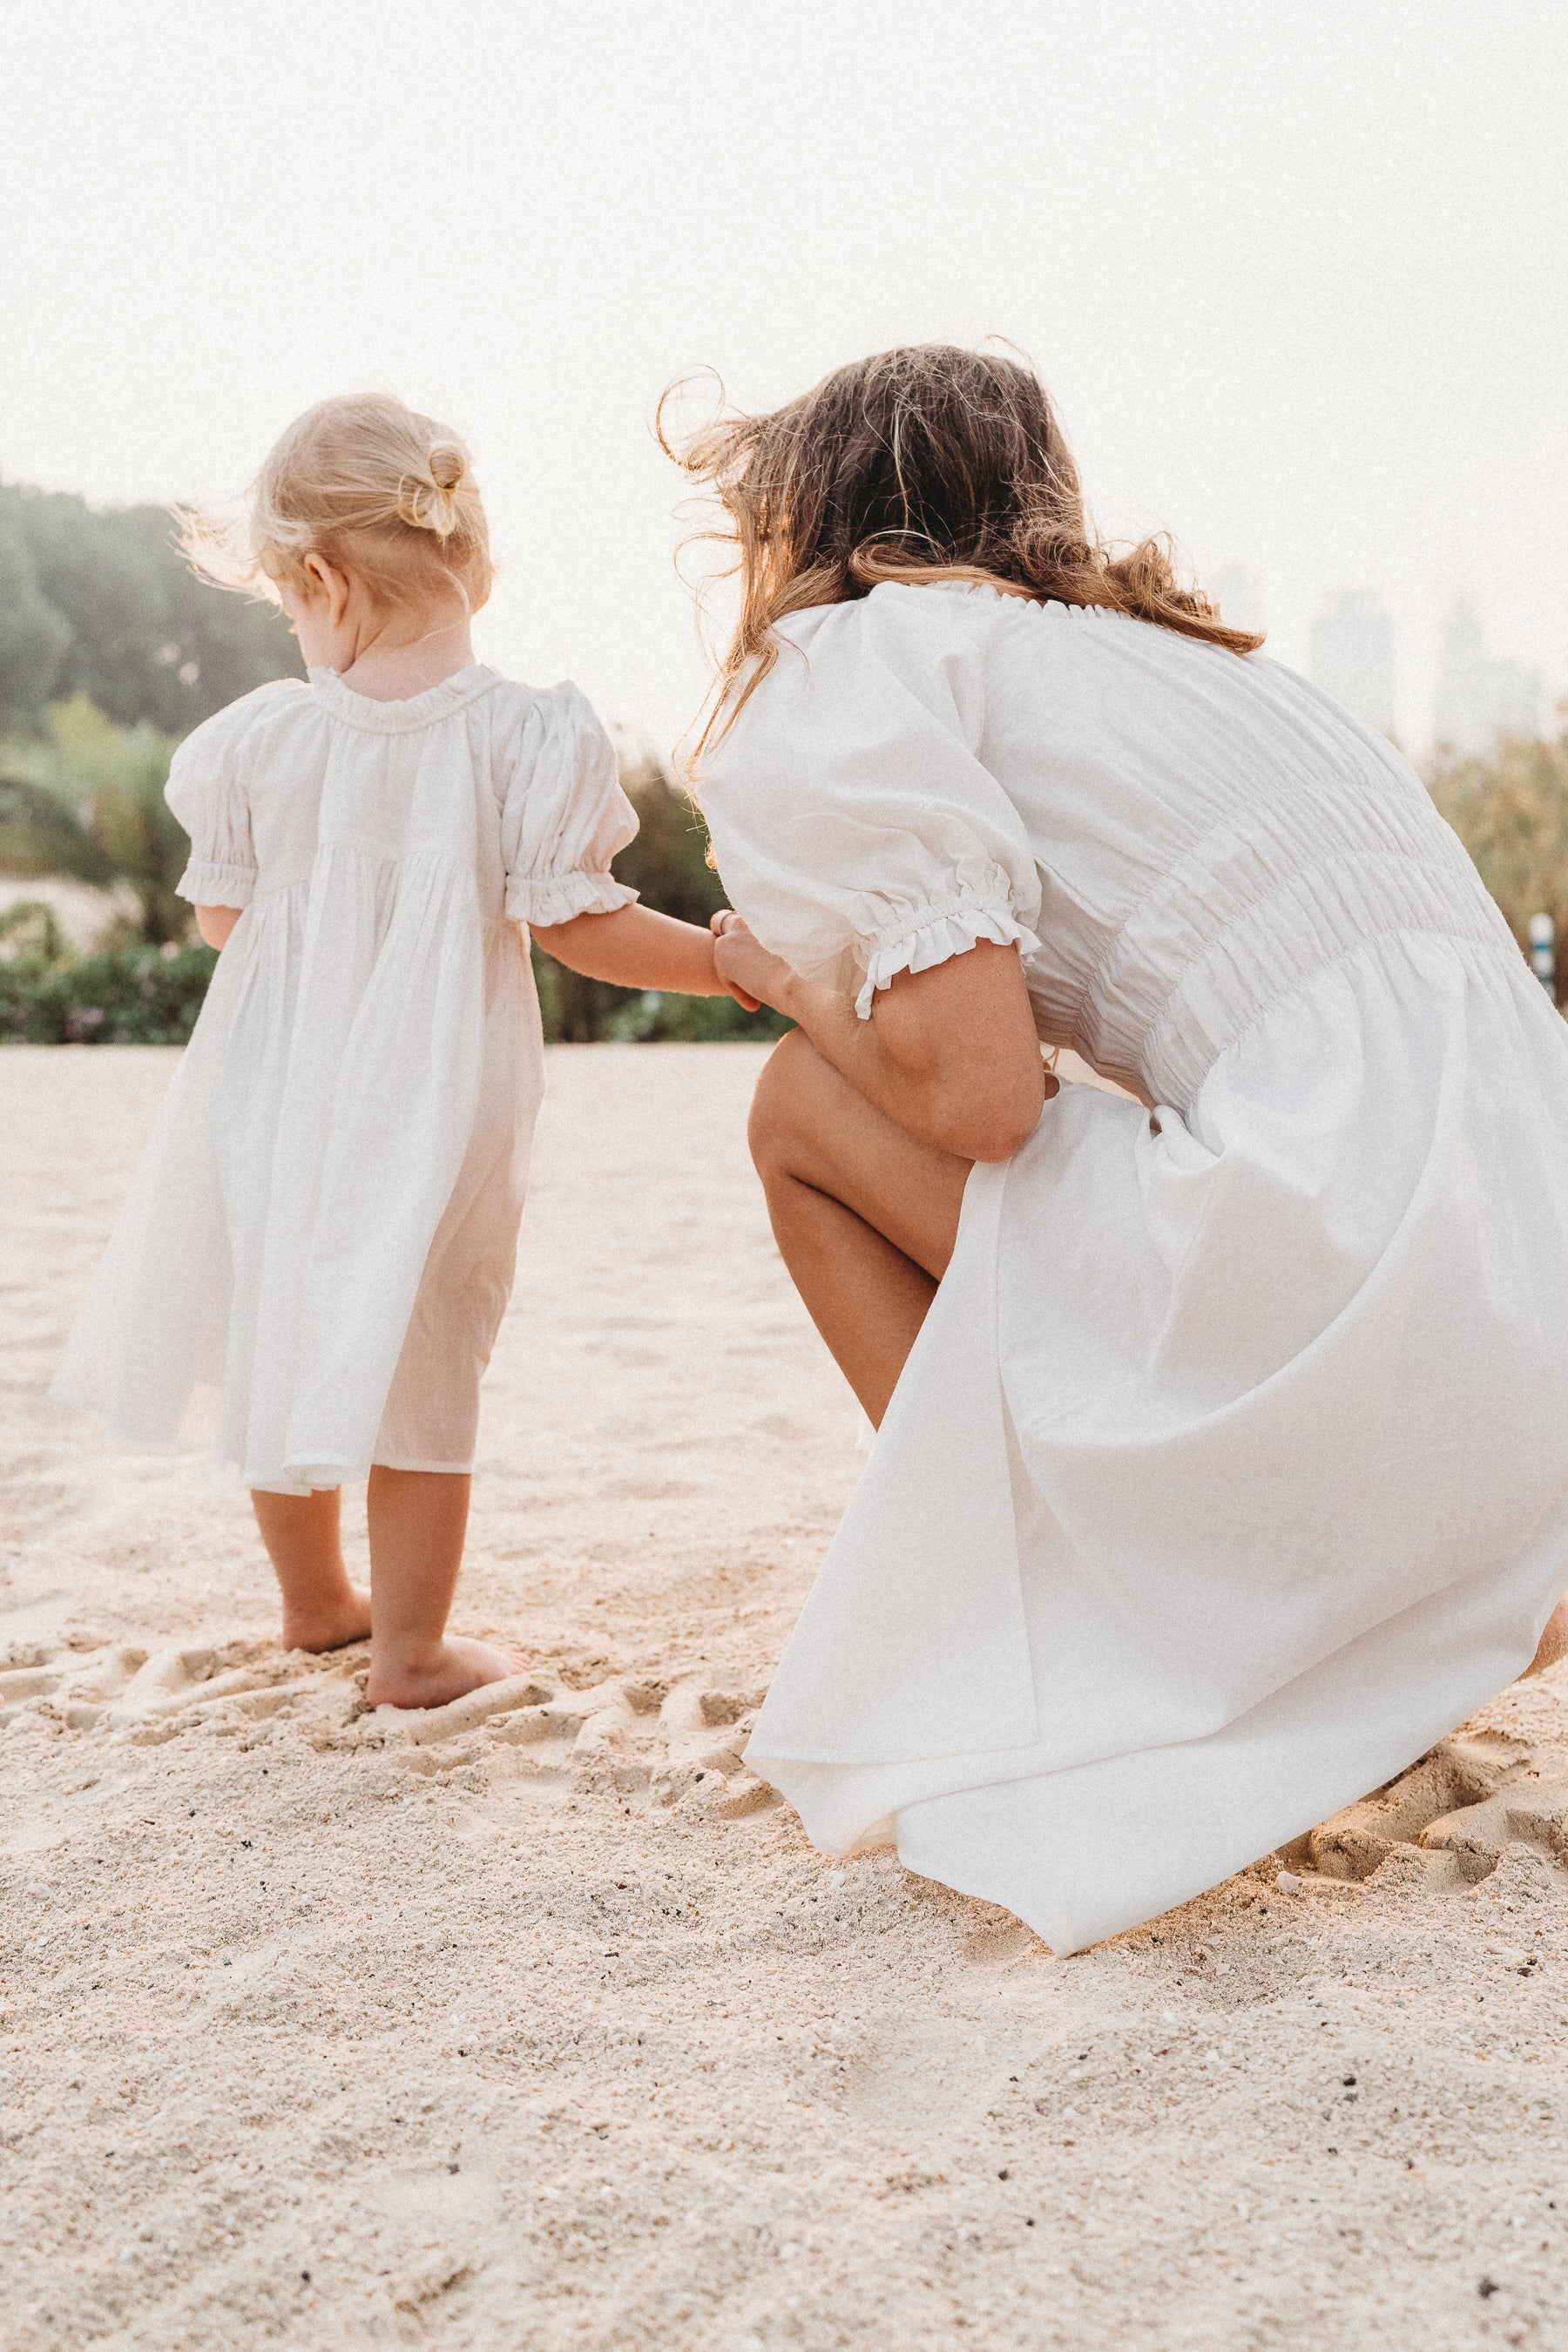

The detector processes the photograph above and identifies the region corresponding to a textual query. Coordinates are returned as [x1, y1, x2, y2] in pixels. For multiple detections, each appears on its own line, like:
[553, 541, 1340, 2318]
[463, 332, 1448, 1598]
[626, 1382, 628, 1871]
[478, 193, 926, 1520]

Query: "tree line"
[0, 481, 303, 739]
[1, 480, 1564, 1032]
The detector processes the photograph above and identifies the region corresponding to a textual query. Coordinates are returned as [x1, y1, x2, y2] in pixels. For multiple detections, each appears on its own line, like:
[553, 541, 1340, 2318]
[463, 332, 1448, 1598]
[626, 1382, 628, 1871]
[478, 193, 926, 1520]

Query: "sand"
[4, 1040, 1568, 2352]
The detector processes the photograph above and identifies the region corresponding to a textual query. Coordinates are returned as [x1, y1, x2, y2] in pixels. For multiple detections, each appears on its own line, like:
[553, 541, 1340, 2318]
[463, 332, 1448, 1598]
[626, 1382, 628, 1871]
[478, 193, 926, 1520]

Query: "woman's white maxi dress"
[700, 582, 1568, 1957]
[52, 664, 637, 1495]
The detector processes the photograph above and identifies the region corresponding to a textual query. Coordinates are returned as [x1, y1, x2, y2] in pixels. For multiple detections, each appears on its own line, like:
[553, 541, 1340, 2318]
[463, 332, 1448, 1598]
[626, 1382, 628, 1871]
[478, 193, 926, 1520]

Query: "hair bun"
[395, 443, 467, 536]
[396, 469, 463, 537]
[428, 443, 466, 495]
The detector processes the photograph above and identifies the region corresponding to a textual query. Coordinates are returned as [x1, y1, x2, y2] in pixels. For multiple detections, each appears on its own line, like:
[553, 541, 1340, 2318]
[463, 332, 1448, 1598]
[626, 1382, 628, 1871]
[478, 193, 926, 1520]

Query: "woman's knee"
[747, 1028, 829, 1186]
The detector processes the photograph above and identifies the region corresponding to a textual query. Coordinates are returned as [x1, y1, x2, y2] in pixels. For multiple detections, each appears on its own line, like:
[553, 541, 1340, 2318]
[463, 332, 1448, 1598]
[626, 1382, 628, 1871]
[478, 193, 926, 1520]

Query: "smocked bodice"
[700, 582, 1524, 1110]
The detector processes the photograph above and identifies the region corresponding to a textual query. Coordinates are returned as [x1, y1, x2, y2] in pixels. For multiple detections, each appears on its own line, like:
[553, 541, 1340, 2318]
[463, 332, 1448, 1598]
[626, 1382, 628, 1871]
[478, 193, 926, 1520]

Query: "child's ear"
[302, 551, 353, 626]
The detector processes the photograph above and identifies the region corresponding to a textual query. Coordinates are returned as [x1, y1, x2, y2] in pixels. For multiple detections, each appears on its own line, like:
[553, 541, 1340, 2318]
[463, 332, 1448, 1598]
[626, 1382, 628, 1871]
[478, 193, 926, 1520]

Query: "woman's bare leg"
[748, 1029, 974, 1425]
[250, 1486, 372, 1652]
[363, 1466, 526, 1709]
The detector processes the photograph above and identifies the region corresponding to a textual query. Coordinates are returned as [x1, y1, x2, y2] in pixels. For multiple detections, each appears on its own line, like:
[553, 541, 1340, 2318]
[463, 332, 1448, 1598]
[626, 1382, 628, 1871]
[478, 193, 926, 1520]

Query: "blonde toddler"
[53, 392, 744, 1707]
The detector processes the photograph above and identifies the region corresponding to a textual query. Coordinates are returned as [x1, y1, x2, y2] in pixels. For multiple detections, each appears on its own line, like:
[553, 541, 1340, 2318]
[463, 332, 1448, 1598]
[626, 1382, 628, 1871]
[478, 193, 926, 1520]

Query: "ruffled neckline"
[308, 663, 504, 733]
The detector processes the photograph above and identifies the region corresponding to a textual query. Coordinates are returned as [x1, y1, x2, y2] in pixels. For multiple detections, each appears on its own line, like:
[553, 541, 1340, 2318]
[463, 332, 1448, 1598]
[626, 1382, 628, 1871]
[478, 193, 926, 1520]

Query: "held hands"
[710, 910, 796, 1015]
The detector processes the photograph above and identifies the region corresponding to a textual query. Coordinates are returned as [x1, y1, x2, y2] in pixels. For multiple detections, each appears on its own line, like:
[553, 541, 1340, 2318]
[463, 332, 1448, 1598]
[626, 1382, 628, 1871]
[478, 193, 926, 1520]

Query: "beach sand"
[4, 1041, 1568, 2350]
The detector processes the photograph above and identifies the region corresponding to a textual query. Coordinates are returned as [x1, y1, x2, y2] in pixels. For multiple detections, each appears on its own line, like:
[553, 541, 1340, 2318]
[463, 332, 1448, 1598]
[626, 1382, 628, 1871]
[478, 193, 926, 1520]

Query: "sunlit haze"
[3, 0, 1562, 754]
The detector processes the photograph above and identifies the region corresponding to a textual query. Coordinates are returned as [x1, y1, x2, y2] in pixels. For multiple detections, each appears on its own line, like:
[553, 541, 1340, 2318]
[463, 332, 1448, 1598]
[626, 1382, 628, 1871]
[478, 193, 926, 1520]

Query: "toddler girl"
[52, 392, 741, 1708]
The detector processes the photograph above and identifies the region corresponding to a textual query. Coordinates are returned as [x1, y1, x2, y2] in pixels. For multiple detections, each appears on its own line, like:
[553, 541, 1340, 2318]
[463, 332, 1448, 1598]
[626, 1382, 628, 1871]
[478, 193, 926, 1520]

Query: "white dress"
[52, 663, 637, 1495]
[701, 581, 1568, 1956]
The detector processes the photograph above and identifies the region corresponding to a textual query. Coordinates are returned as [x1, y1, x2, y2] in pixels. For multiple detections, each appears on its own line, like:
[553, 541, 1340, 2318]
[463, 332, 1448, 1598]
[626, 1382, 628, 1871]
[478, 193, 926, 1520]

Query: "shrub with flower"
[0, 930, 217, 1044]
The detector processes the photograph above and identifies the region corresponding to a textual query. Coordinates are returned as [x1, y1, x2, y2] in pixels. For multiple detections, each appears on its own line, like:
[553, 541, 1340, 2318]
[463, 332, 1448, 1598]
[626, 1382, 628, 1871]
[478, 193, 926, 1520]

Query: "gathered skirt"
[51, 868, 540, 1493]
[747, 931, 1568, 1952]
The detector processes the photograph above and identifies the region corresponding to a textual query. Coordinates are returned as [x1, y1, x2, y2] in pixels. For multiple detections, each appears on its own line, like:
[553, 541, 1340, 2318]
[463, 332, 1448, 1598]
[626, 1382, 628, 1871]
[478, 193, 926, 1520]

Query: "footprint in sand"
[20, 1625, 1568, 1882]
[0, 1629, 779, 1825]
[1280, 1733, 1568, 1892]
[0, 1639, 145, 1727]
[0, 1631, 360, 1749]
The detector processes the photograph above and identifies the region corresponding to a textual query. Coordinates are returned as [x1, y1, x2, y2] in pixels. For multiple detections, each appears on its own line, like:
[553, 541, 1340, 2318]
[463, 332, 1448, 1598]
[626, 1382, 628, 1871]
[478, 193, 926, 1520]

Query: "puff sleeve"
[700, 585, 1041, 1017]
[165, 701, 260, 907]
[501, 683, 640, 927]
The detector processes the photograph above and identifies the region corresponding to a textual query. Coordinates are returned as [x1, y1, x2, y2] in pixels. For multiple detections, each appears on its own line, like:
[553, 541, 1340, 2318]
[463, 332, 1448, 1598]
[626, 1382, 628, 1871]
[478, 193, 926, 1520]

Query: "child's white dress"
[700, 581, 1568, 1956]
[52, 663, 636, 1495]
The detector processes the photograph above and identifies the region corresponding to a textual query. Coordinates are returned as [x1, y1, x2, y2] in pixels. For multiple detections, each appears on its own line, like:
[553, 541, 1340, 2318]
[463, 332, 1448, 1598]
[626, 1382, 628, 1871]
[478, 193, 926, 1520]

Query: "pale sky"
[2, 0, 1563, 754]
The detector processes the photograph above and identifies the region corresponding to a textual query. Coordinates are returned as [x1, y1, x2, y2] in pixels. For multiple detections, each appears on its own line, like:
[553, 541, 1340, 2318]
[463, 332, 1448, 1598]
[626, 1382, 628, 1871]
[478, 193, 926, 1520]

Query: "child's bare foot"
[1523, 1598, 1568, 1680]
[365, 1636, 529, 1712]
[282, 1584, 373, 1654]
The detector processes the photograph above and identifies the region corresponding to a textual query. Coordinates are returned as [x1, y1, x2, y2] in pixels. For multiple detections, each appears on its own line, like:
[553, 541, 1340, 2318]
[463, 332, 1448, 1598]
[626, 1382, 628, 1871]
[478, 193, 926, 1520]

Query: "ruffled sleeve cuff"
[855, 902, 1040, 1020]
[177, 858, 257, 909]
[506, 869, 640, 928]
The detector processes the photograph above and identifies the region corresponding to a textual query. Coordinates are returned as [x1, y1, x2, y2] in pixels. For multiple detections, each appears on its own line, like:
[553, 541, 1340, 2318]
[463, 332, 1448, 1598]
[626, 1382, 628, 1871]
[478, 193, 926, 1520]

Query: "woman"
[667, 345, 1568, 1957]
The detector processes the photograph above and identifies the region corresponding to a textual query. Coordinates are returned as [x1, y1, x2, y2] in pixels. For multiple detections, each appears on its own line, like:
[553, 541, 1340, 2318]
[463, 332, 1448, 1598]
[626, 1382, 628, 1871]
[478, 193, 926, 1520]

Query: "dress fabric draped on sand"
[700, 582, 1568, 1956]
[52, 664, 637, 1495]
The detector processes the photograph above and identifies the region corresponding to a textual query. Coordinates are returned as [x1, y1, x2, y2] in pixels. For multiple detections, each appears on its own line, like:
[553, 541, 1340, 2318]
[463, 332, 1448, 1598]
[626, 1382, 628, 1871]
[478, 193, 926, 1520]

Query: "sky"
[1, 0, 1563, 754]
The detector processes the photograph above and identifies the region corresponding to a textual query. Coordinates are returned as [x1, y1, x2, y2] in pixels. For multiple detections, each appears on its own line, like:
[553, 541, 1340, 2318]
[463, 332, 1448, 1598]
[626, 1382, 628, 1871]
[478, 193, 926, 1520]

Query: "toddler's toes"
[456, 1639, 530, 1686]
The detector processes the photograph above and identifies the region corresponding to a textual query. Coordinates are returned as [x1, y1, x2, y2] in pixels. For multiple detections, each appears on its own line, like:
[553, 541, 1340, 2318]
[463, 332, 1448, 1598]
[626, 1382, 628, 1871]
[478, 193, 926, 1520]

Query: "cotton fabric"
[701, 582, 1568, 1955]
[53, 664, 636, 1494]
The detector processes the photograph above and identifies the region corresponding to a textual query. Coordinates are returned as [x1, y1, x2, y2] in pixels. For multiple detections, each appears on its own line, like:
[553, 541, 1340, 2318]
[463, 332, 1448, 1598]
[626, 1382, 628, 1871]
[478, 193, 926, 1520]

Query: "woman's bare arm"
[713, 918, 1050, 1162]
[531, 902, 740, 997]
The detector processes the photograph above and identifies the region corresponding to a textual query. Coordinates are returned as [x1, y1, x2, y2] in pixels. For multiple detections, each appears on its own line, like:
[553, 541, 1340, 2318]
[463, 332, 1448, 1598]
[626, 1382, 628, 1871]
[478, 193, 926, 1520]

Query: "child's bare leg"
[363, 1466, 525, 1709]
[250, 1486, 373, 1652]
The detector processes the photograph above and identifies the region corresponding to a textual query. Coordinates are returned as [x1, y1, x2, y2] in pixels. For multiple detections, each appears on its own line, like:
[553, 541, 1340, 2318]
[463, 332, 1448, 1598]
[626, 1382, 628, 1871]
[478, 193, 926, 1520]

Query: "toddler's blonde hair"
[179, 391, 493, 613]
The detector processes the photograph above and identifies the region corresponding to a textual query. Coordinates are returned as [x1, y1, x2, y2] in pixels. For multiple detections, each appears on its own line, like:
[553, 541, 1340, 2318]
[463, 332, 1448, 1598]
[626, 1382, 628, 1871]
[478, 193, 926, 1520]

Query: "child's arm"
[195, 906, 242, 950]
[531, 903, 753, 1000]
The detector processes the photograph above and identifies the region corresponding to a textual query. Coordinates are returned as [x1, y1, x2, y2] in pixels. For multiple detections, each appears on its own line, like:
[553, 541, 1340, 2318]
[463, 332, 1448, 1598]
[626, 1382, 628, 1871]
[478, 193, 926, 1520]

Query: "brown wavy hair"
[659, 344, 1261, 761]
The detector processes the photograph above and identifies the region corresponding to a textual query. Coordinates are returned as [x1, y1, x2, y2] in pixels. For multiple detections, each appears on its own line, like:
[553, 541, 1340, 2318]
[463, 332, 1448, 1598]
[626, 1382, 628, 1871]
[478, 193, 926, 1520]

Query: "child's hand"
[711, 910, 794, 1016]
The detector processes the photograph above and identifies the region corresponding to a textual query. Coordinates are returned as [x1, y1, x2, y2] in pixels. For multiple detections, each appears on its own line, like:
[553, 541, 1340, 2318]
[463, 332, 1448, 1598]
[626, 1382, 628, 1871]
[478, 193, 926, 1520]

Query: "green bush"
[0, 935, 783, 1049]
[0, 697, 191, 945]
[0, 936, 217, 1044]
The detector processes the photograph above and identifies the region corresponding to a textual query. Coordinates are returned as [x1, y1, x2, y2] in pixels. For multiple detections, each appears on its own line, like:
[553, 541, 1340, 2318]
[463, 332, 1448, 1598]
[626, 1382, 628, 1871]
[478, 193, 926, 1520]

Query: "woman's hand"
[710, 910, 791, 1015]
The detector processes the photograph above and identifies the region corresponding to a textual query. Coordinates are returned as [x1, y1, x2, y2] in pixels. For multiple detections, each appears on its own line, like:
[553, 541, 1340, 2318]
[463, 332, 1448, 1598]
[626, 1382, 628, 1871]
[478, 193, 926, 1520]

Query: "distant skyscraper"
[1435, 599, 1487, 752]
[1308, 591, 1396, 737]
[1489, 660, 1544, 742]
[1213, 564, 1267, 638]
[1434, 598, 1543, 754]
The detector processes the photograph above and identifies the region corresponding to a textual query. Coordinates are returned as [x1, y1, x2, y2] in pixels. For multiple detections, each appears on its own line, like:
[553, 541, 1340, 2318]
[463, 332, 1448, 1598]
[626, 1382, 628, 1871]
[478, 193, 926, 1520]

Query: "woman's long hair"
[659, 344, 1261, 763]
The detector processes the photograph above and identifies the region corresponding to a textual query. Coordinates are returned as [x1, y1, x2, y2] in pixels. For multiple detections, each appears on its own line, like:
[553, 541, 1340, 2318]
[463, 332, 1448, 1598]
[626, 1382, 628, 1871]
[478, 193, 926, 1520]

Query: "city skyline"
[1213, 567, 1551, 753]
